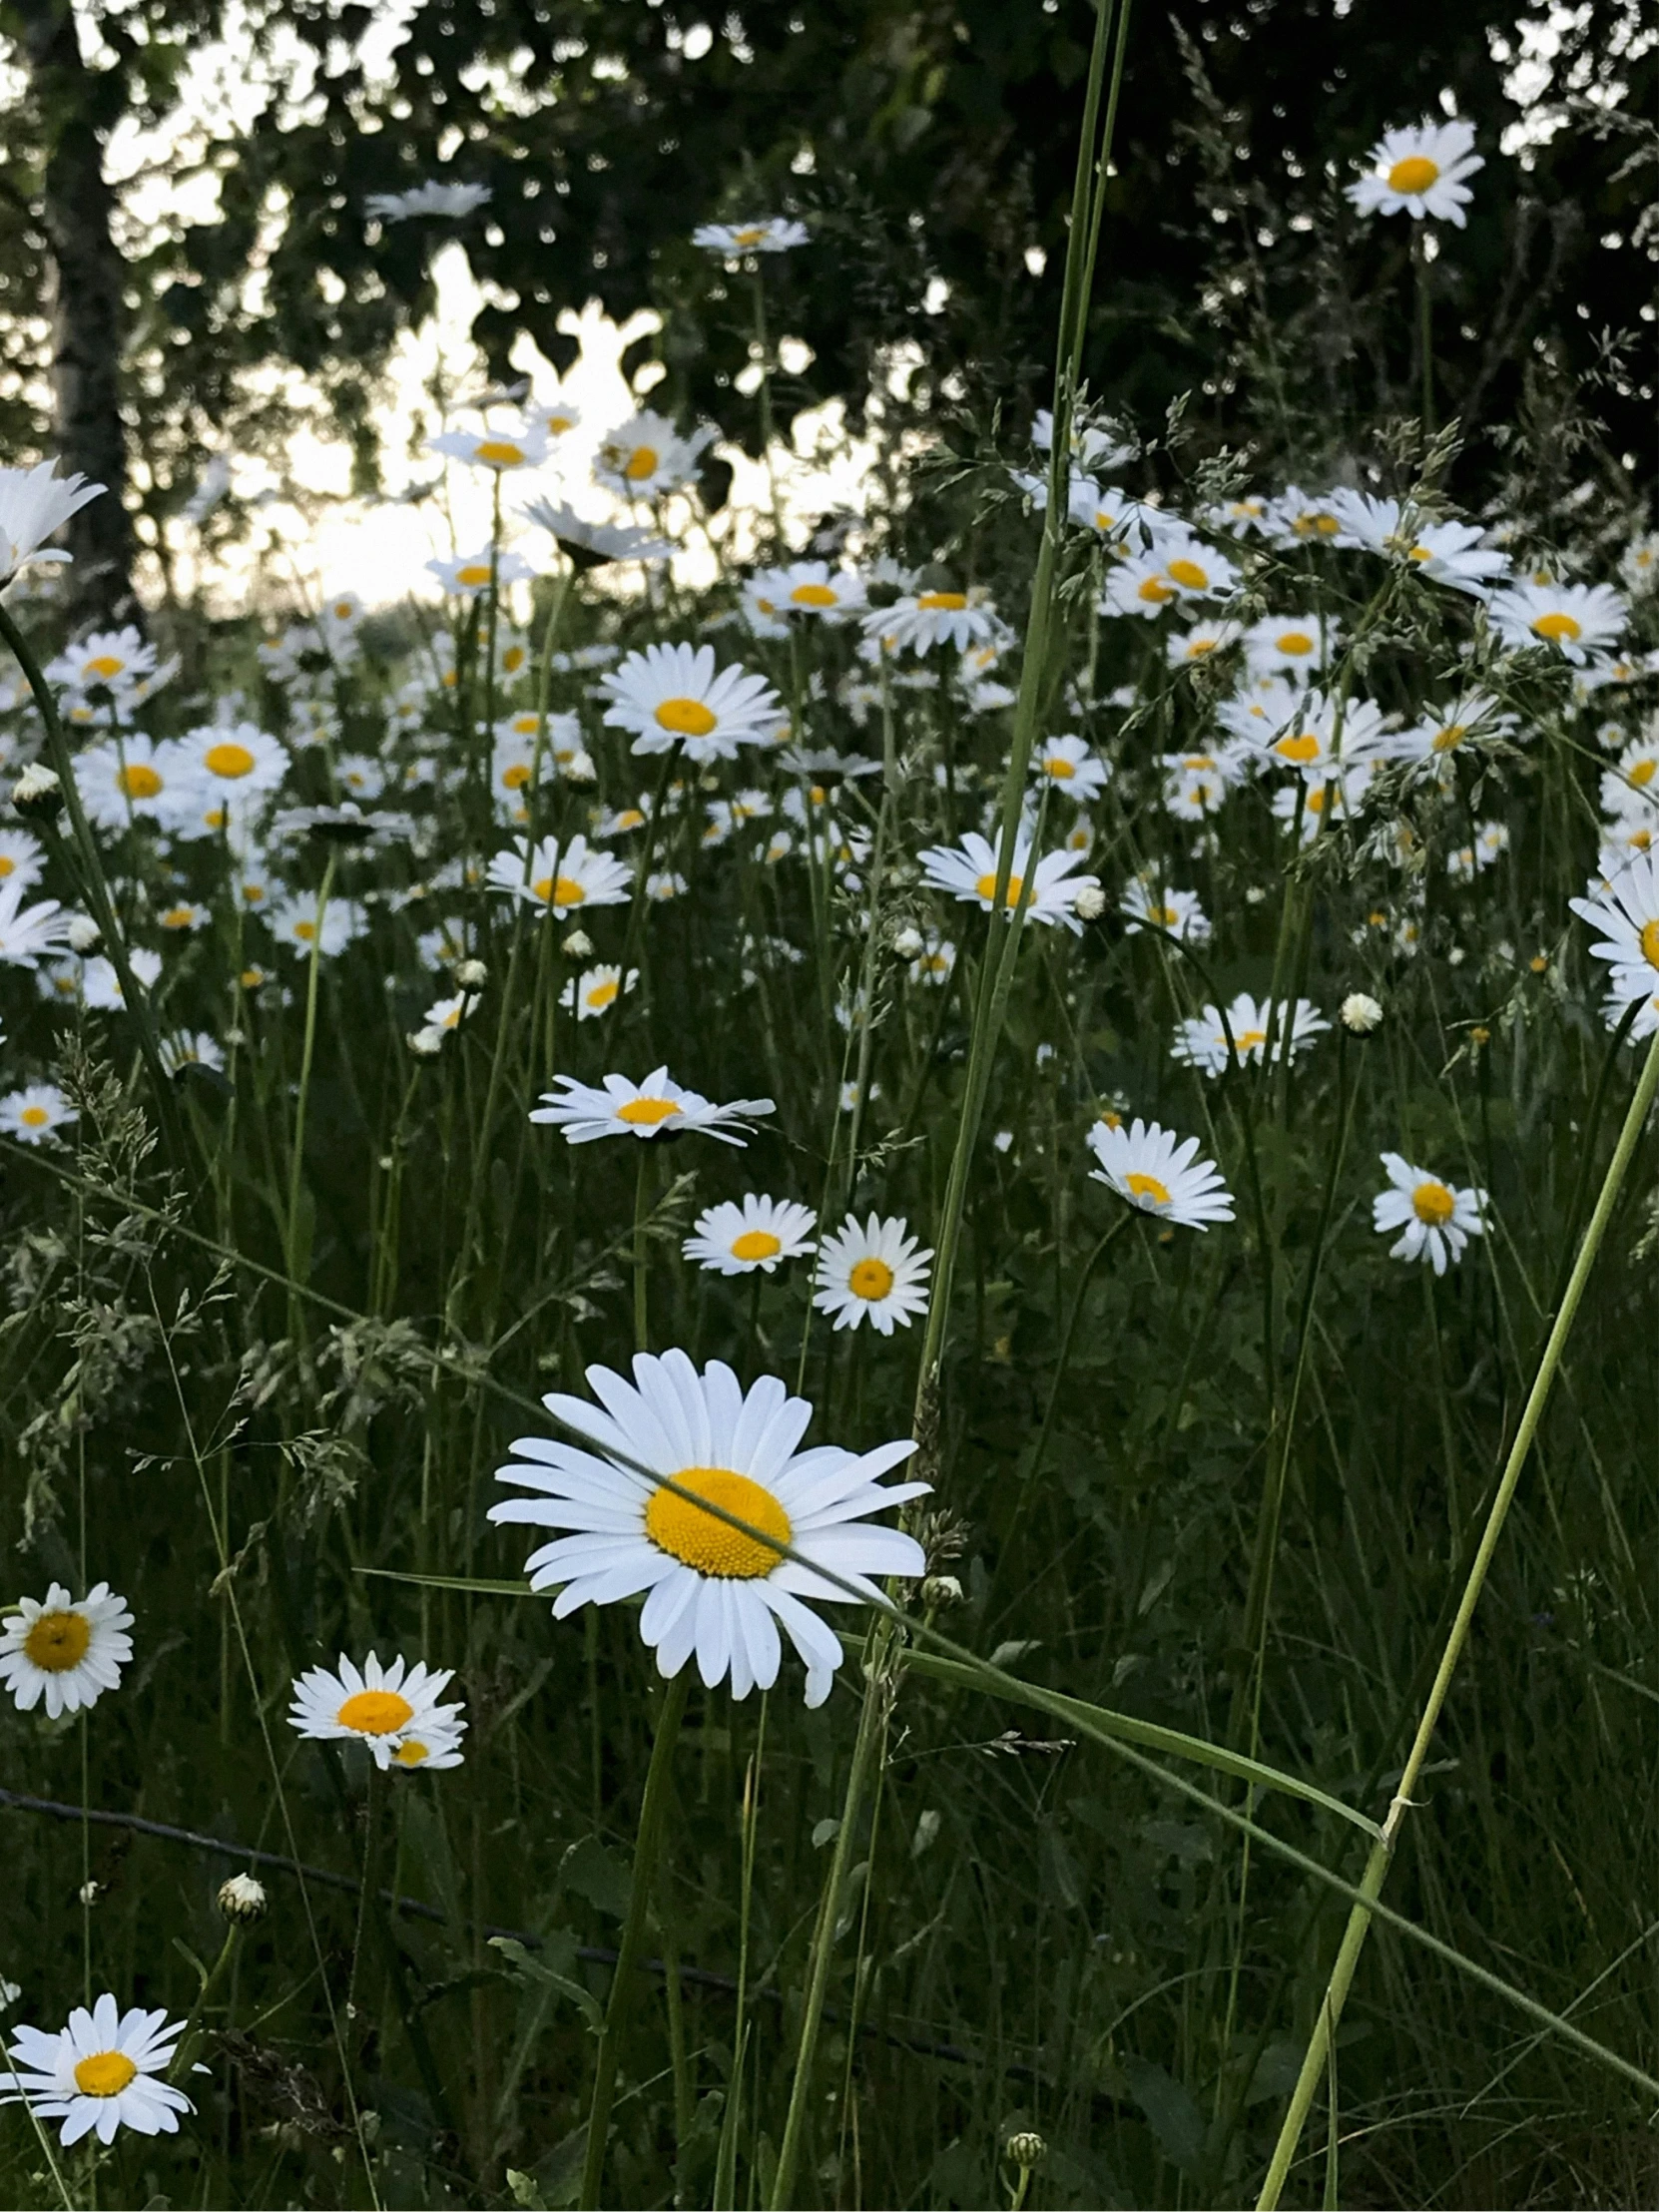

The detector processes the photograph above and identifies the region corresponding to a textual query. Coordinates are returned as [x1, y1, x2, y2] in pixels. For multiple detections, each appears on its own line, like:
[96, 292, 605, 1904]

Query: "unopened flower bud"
[920, 1574, 964, 1609]
[1340, 991, 1383, 1035]
[1006, 2131, 1047, 2170]
[453, 958, 488, 991]
[565, 750, 598, 785]
[562, 929, 594, 959]
[218, 1873, 269, 1924]
[12, 763, 62, 822]
[407, 1026, 445, 1057]
[891, 923, 923, 959]
[65, 913, 101, 952]
[1072, 882, 1107, 921]
[77, 1881, 102, 1908]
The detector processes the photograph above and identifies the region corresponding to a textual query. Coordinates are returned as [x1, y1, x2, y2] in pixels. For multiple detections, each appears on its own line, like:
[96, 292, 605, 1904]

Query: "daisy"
[1160, 749, 1239, 819]
[1243, 614, 1335, 681]
[80, 946, 162, 1010]
[426, 547, 533, 594]
[1167, 617, 1243, 666]
[1347, 119, 1483, 227]
[1328, 492, 1509, 598]
[531, 1067, 775, 1146]
[1100, 550, 1188, 618]
[559, 963, 639, 1020]
[692, 217, 810, 255]
[428, 416, 549, 473]
[1384, 690, 1518, 776]
[489, 1350, 925, 1706]
[1063, 477, 1171, 548]
[748, 560, 866, 622]
[46, 628, 157, 694]
[486, 833, 633, 916]
[602, 642, 783, 763]
[1171, 992, 1331, 1076]
[593, 410, 716, 501]
[520, 498, 673, 568]
[1569, 849, 1659, 1029]
[419, 991, 480, 1037]
[1032, 409, 1134, 474]
[289, 1651, 467, 1771]
[684, 1195, 818, 1275]
[1, 1994, 193, 2146]
[907, 929, 956, 985]
[1032, 734, 1111, 800]
[0, 829, 44, 892]
[918, 830, 1100, 933]
[864, 589, 998, 656]
[1085, 1116, 1235, 1230]
[0, 1582, 132, 1715]
[179, 721, 289, 798]
[74, 735, 199, 830]
[0, 461, 105, 587]
[1121, 878, 1212, 942]
[1487, 580, 1627, 664]
[1618, 532, 1659, 597]
[160, 1030, 226, 1075]
[366, 180, 491, 222]
[265, 892, 367, 957]
[813, 1213, 933, 1336]
[0, 881, 72, 967]
[1373, 1154, 1486, 1273]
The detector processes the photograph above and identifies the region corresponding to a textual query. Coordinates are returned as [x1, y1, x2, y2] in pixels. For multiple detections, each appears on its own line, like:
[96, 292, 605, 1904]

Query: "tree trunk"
[13, 0, 138, 631]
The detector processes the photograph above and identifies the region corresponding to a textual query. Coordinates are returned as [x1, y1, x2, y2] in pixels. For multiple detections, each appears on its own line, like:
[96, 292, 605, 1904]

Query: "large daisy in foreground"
[1085, 1116, 1235, 1231]
[1, 1994, 194, 2146]
[601, 642, 783, 763]
[490, 1351, 927, 1705]
[1373, 1154, 1486, 1274]
[531, 1067, 775, 1146]
[1345, 119, 1482, 227]
[918, 832, 1100, 933]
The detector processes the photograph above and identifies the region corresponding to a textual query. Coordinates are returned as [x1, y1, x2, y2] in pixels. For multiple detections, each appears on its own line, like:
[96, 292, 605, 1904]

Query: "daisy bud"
[1072, 881, 1107, 921]
[562, 929, 594, 958]
[12, 763, 62, 823]
[891, 923, 923, 959]
[77, 1881, 102, 1908]
[453, 958, 488, 990]
[565, 750, 598, 784]
[1006, 2132, 1047, 2171]
[407, 1026, 445, 1056]
[66, 913, 102, 952]
[1340, 991, 1384, 1035]
[217, 1872, 269, 1925]
[920, 1574, 963, 1608]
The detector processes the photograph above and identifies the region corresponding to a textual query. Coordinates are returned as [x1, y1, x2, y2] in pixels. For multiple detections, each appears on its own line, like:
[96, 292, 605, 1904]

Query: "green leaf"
[487, 1936, 601, 2028]
[1122, 2055, 1207, 2174]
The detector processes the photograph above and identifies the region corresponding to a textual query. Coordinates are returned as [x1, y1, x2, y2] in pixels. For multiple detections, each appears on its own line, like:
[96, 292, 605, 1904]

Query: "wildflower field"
[0, 1, 1656, 2205]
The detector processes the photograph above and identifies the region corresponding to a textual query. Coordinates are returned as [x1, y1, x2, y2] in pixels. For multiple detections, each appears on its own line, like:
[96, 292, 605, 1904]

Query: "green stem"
[632, 1143, 656, 1355]
[1414, 227, 1435, 435]
[1256, 1020, 1659, 2208]
[578, 1669, 691, 2210]
[283, 854, 336, 1313]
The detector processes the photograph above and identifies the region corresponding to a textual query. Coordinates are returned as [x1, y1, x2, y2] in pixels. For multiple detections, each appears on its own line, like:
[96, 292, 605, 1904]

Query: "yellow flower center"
[334, 601, 354, 620]
[645, 1466, 790, 1578]
[1306, 785, 1330, 815]
[617, 1095, 683, 1127]
[1184, 637, 1219, 657]
[654, 697, 719, 738]
[1640, 919, 1659, 970]
[1124, 1171, 1171, 1206]
[974, 870, 1026, 906]
[1165, 557, 1209, 590]
[502, 763, 532, 790]
[455, 564, 493, 587]
[1137, 576, 1176, 604]
[23, 1608, 90, 1670]
[1235, 1027, 1267, 1050]
[205, 742, 256, 780]
[292, 919, 316, 941]
[0, 857, 12, 877]
[1386, 154, 1440, 195]
[731, 1228, 782, 1262]
[336, 1688, 415, 1736]
[848, 1257, 895, 1302]
[86, 655, 126, 680]
[473, 440, 526, 467]
[392, 1739, 431, 1766]
[1629, 760, 1657, 788]
[161, 905, 195, 928]
[1412, 1181, 1456, 1226]
[615, 810, 644, 830]
[623, 444, 660, 481]
[1151, 903, 1179, 926]
[1274, 732, 1322, 764]
[916, 591, 967, 611]
[791, 582, 837, 607]
[1531, 610, 1581, 643]
[531, 874, 587, 907]
[1044, 756, 1076, 779]
[1431, 723, 1466, 752]
[1275, 630, 1315, 656]
[119, 764, 163, 800]
[1407, 544, 1435, 563]
[19, 1105, 48, 1128]
[732, 227, 768, 248]
[74, 2051, 138, 2098]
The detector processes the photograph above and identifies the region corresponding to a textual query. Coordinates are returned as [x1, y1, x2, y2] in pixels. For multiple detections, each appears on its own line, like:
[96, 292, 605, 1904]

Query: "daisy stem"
[1256, 1018, 1659, 2209]
[283, 854, 336, 1324]
[617, 742, 684, 1014]
[713, 1698, 767, 2212]
[1413, 226, 1435, 435]
[633, 1144, 656, 1355]
[578, 1667, 690, 2211]
[0, 600, 185, 1173]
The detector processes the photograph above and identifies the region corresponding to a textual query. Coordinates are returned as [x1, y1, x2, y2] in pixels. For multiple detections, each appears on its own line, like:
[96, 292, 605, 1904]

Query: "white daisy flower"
[1346, 119, 1483, 227]
[45, 628, 157, 694]
[80, 946, 163, 1010]
[1063, 477, 1172, 548]
[907, 929, 957, 985]
[489, 1350, 926, 1706]
[426, 547, 534, 595]
[559, 963, 639, 1020]
[862, 589, 998, 656]
[1618, 532, 1659, 596]
[486, 833, 633, 916]
[1, 1994, 193, 2146]
[1242, 614, 1336, 680]
[0, 1582, 132, 1716]
[1166, 617, 1243, 666]
[0, 880, 71, 968]
[288, 1651, 467, 1771]
[1172, 992, 1331, 1076]
[684, 1195, 818, 1276]
[1121, 878, 1212, 942]
[601, 642, 783, 763]
[1373, 1154, 1486, 1273]
[156, 898, 211, 932]
[160, 1030, 226, 1075]
[813, 1212, 933, 1336]
[1382, 690, 1518, 777]
[428, 416, 549, 473]
[0, 829, 44, 892]
[747, 560, 865, 622]
[918, 830, 1099, 933]
[1569, 849, 1659, 1032]
[520, 498, 673, 568]
[1085, 1116, 1235, 1230]
[1032, 409, 1134, 474]
[266, 893, 366, 957]
[1032, 734, 1111, 800]
[179, 721, 289, 798]
[420, 991, 480, 1038]
[0, 461, 105, 587]
[692, 217, 810, 255]
[1487, 580, 1627, 664]
[1327, 492, 1509, 598]
[593, 410, 716, 501]
[1160, 749, 1240, 819]
[531, 1066, 775, 1147]
[366, 180, 491, 223]
[74, 735, 200, 830]
[1100, 549, 1190, 618]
